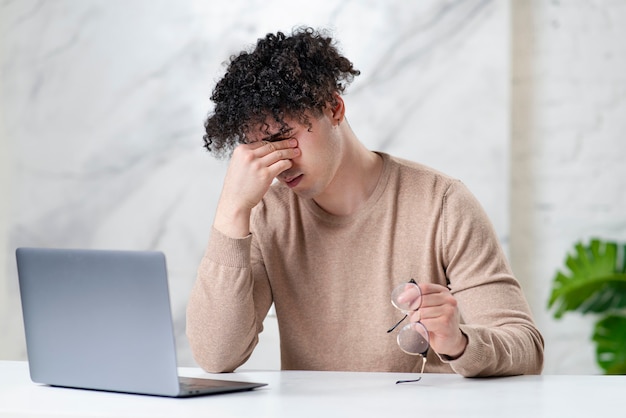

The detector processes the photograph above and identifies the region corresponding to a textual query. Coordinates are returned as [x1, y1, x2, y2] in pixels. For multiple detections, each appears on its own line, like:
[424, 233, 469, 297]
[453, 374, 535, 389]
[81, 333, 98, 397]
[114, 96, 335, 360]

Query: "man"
[187, 27, 544, 377]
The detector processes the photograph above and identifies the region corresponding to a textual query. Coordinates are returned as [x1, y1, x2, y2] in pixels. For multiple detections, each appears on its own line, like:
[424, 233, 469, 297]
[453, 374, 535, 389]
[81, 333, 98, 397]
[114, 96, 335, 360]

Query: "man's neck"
[313, 136, 383, 217]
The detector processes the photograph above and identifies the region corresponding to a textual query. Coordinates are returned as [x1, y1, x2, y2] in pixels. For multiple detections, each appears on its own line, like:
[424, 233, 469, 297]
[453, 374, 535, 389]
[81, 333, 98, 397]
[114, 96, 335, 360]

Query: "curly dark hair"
[202, 27, 360, 157]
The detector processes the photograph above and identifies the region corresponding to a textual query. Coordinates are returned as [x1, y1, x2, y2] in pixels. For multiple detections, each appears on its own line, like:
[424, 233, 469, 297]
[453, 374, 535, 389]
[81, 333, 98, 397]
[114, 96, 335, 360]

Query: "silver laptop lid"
[16, 247, 181, 396]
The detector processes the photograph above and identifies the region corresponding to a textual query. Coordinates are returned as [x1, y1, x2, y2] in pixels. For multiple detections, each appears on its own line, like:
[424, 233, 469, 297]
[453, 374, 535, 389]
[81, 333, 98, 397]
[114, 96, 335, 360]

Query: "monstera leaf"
[593, 315, 626, 374]
[548, 239, 626, 318]
[548, 238, 626, 374]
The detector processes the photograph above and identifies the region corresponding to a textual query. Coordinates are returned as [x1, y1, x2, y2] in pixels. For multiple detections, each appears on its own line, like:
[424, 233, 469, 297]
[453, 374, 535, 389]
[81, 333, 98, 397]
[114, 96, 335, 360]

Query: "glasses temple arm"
[395, 351, 428, 384]
[387, 314, 407, 333]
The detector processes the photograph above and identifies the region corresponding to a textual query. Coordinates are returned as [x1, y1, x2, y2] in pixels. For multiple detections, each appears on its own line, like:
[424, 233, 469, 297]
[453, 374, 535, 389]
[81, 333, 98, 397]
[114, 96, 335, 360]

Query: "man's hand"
[407, 283, 468, 359]
[213, 138, 300, 238]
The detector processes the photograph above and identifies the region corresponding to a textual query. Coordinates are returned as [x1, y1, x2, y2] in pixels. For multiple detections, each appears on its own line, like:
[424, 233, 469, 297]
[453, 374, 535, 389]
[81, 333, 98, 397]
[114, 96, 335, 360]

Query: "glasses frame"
[387, 279, 429, 384]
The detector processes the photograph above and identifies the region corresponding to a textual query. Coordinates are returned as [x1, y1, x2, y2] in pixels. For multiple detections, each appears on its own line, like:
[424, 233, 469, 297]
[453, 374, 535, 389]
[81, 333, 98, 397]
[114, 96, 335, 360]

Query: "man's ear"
[330, 94, 345, 124]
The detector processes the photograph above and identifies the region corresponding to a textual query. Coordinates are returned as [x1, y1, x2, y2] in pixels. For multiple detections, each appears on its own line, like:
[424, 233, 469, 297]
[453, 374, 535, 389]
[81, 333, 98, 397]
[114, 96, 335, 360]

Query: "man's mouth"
[283, 174, 303, 188]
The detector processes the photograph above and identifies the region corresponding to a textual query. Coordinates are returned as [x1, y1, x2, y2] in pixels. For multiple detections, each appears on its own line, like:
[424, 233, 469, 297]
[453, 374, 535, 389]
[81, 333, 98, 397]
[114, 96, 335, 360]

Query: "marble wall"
[2, 0, 623, 374]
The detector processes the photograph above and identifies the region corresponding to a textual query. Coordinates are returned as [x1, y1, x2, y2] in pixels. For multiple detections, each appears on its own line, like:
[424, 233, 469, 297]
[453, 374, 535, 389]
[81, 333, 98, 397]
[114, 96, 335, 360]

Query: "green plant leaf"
[547, 239, 626, 319]
[592, 314, 626, 374]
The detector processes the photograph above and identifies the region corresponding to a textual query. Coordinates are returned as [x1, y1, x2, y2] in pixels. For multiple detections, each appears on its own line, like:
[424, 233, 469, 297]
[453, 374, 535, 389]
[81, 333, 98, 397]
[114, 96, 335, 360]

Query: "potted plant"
[548, 238, 626, 374]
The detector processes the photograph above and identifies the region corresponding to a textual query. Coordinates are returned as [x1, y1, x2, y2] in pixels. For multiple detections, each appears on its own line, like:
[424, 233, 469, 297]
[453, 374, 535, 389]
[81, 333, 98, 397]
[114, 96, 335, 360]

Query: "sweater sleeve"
[186, 227, 273, 372]
[439, 181, 544, 376]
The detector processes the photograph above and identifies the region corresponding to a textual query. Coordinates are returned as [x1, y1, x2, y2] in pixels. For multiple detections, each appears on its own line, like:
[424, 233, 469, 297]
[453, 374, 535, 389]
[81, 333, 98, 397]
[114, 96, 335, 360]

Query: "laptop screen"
[16, 248, 181, 396]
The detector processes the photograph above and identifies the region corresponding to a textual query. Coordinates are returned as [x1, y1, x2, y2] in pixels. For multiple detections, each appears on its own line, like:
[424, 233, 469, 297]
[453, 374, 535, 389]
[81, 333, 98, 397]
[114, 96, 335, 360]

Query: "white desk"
[0, 361, 623, 418]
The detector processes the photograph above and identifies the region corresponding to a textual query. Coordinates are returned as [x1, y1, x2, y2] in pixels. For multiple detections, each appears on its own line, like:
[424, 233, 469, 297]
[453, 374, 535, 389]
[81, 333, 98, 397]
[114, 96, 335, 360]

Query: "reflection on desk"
[0, 361, 623, 418]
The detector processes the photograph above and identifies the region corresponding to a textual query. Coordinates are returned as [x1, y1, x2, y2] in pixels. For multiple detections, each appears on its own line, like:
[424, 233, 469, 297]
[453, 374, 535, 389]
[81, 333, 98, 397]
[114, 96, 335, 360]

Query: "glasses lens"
[397, 322, 429, 355]
[391, 282, 422, 313]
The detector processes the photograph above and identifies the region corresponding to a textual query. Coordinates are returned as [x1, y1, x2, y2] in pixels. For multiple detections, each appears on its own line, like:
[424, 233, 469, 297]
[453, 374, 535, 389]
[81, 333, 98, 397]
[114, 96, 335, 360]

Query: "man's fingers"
[264, 147, 300, 165]
[260, 140, 275, 153]
[267, 158, 294, 178]
[250, 138, 297, 154]
[234, 137, 299, 180]
[255, 139, 300, 166]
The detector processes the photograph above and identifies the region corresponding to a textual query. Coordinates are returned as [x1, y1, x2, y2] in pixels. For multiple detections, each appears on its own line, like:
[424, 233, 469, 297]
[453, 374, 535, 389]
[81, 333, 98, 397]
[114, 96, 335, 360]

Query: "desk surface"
[0, 361, 623, 418]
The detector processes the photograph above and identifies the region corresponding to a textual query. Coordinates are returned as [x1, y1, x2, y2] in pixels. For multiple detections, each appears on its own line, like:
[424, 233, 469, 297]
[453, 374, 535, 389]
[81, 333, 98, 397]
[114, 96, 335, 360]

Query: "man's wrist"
[439, 331, 468, 361]
[213, 206, 252, 239]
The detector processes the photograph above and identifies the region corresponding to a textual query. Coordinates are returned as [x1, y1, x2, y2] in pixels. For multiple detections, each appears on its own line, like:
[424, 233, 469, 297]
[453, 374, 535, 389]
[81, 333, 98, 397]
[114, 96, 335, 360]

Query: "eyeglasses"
[387, 279, 429, 384]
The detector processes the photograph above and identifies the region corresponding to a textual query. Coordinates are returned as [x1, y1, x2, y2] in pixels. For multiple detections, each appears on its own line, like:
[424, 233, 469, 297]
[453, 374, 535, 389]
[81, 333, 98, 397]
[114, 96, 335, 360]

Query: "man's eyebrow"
[263, 128, 294, 142]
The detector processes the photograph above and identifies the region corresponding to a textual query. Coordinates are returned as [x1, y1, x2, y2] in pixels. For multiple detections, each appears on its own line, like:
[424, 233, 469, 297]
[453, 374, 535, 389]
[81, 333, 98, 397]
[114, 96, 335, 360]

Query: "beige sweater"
[187, 153, 544, 376]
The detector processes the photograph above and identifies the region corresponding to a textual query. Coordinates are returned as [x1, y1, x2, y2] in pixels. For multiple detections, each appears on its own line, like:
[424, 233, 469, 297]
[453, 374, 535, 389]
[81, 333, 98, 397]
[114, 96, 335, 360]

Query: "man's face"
[247, 109, 343, 201]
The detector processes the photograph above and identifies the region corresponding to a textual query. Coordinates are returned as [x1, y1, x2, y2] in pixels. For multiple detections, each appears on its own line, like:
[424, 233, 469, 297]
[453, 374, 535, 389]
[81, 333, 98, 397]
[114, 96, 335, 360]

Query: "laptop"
[15, 247, 267, 397]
